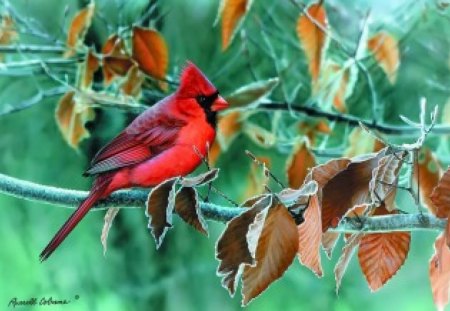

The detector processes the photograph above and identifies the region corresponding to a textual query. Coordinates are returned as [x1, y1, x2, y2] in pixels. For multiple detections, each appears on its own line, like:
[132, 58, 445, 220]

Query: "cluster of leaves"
[55, 2, 168, 148]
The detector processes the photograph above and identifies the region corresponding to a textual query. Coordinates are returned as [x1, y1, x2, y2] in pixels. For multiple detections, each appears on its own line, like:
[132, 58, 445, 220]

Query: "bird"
[40, 61, 229, 261]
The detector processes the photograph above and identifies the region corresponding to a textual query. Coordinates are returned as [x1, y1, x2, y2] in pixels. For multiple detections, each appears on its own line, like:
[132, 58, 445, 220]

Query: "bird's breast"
[128, 118, 216, 187]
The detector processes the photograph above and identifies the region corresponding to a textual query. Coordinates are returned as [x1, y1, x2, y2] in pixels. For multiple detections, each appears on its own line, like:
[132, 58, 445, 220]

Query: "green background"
[0, 0, 448, 310]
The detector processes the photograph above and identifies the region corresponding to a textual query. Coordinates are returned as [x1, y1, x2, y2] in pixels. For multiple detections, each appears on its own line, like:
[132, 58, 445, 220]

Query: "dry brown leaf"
[277, 180, 318, 203]
[332, 69, 349, 113]
[415, 148, 442, 216]
[103, 56, 135, 77]
[132, 27, 168, 80]
[102, 34, 129, 85]
[286, 141, 316, 189]
[0, 14, 18, 61]
[55, 91, 95, 149]
[241, 156, 270, 201]
[208, 141, 222, 167]
[220, 0, 252, 50]
[101, 207, 119, 256]
[65, 2, 95, 57]
[216, 195, 272, 296]
[297, 194, 323, 276]
[358, 207, 410, 292]
[121, 65, 145, 97]
[334, 233, 363, 293]
[367, 32, 400, 84]
[321, 151, 385, 232]
[297, 2, 328, 87]
[429, 233, 450, 311]
[103, 34, 127, 56]
[180, 168, 219, 187]
[174, 187, 208, 235]
[82, 50, 100, 89]
[242, 203, 298, 305]
[145, 178, 179, 248]
[369, 151, 405, 211]
[431, 167, 450, 219]
[218, 111, 242, 143]
[298, 120, 331, 146]
[344, 127, 378, 158]
[210, 111, 242, 166]
[322, 232, 340, 259]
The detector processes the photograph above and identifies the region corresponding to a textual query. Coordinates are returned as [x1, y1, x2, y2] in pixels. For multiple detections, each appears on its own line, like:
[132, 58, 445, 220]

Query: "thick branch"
[0, 172, 446, 232]
[0, 173, 241, 222]
[259, 102, 450, 136]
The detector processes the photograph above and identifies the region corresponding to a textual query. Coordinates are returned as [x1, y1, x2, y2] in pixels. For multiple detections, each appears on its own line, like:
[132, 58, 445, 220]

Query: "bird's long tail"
[39, 178, 110, 261]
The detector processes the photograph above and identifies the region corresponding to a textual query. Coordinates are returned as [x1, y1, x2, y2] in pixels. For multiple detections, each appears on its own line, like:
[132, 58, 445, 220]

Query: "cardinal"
[40, 62, 228, 261]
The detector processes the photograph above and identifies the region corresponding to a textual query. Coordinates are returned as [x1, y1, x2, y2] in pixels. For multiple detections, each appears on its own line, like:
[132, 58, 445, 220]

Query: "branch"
[0, 172, 241, 222]
[0, 172, 447, 232]
[258, 102, 450, 136]
[0, 44, 65, 54]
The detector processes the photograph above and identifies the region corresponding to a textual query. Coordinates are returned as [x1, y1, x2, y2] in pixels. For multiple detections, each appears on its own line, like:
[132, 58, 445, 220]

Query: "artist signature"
[8, 295, 79, 308]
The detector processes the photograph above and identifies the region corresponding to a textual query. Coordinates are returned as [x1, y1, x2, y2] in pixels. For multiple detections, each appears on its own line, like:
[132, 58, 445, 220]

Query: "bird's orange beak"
[211, 95, 229, 112]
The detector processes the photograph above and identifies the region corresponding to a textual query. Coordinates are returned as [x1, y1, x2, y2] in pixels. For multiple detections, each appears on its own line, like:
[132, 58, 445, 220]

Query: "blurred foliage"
[0, 0, 450, 310]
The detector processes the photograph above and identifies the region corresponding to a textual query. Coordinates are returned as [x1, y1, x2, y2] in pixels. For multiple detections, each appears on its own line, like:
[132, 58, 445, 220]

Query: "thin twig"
[258, 102, 450, 136]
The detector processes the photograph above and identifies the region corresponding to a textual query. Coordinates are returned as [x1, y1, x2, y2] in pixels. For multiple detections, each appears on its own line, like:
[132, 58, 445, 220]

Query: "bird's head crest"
[177, 61, 217, 98]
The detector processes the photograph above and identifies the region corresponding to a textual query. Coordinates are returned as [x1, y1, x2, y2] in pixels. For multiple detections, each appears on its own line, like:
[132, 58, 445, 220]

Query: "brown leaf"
[132, 27, 168, 80]
[216, 111, 242, 149]
[369, 151, 405, 211]
[102, 34, 129, 85]
[242, 203, 298, 305]
[174, 187, 208, 235]
[298, 119, 331, 145]
[220, 0, 252, 50]
[55, 91, 95, 149]
[145, 177, 179, 248]
[65, 3, 95, 57]
[415, 148, 442, 216]
[241, 156, 270, 201]
[431, 167, 450, 219]
[321, 151, 385, 232]
[82, 50, 100, 89]
[334, 233, 363, 293]
[102, 34, 127, 56]
[277, 180, 318, 203]
[332, 68, 349, 113]
[429, 233, 450, 311]
[103, 56, 135, 76]
[180, 168, 220, 187]
[367, 32, 400, 84]
[308, 158, 352, 192]
[344, 127, 378, 158]
[121, 65, 145, 97]
[358, 208, 411, 292]
[216, 195, 273, 296]
[322, 232, 340, 259]
[0, 14, 18, 59]
[297, 194, 323, 276]
[296, 2, 328, 87]
[101, 207, 119, 256]
[208, 141, 222, 167]
[286, 141, 316, 189]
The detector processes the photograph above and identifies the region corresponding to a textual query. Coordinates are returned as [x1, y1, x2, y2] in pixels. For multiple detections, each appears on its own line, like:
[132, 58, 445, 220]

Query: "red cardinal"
[40, 62, 228, 261]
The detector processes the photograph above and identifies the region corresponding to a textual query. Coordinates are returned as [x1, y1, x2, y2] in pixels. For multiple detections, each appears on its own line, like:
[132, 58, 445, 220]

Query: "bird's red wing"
[85, 115, 187, 175]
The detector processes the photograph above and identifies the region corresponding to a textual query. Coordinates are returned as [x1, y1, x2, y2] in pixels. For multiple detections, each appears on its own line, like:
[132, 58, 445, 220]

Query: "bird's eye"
[196, 95, 207, 105]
